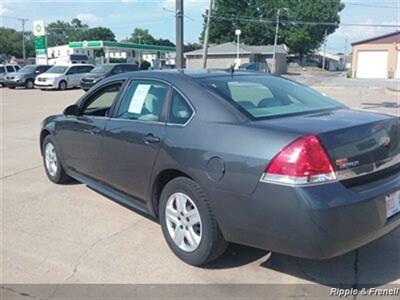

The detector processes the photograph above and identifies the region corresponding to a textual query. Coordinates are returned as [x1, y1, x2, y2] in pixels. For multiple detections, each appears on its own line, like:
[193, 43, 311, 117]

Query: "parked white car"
[0, 64, 21, 86]
[34, 64, 94, 90]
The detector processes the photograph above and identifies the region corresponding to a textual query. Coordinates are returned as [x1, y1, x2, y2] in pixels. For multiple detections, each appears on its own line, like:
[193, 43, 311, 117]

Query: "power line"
[210, 14, 400, 28]
[345, 3, 400, 9]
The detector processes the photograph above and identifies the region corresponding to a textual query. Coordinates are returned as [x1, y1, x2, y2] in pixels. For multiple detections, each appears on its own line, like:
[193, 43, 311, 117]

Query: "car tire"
[58, 80, 67, 90]
[8, 86, 16, 89]
[25, 79, 34, 89]
[159, 177, 228, 266]
[42, 135, 70, 184]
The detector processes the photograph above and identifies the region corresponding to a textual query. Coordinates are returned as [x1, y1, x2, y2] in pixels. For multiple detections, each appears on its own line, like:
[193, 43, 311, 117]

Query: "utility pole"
[202, 0, 213, 69]
[322, 28, 327, 70]
[175, 0, 184, 69]
[138, 35, 142, 66]
[272, 9, 280, 74]
[21, 18, 27, 63]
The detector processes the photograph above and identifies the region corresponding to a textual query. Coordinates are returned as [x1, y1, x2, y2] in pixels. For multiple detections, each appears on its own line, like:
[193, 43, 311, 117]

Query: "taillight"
[260, 135, 336, 185]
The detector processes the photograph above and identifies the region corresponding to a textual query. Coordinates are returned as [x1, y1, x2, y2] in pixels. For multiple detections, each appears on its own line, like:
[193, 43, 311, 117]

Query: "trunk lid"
[252, 109, 400, 181]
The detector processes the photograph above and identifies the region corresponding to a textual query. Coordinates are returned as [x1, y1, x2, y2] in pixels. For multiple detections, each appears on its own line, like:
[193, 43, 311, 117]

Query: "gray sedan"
[40, 70, 400, 266]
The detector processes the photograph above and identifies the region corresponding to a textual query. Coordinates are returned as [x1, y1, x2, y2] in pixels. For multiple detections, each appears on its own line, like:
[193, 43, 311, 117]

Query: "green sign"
[35, 36, 47, 55]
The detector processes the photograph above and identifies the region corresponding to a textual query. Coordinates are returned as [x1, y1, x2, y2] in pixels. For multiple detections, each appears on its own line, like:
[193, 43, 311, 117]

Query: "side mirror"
[63, 104, 80, 116]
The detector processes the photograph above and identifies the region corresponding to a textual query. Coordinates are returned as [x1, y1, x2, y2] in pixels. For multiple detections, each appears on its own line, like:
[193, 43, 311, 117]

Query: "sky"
[0, 0, 399, 54]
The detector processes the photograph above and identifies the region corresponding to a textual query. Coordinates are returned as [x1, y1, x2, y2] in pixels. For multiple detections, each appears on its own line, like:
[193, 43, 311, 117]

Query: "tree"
[184, 42, 202, 52]
[87, 27, 116, 41]
[0, 27, 35, 58]
[46, 19, 116, 47]
[201, 0, 344, 57]
[128, 28, 175, 47]
[129, 28, 156, 44]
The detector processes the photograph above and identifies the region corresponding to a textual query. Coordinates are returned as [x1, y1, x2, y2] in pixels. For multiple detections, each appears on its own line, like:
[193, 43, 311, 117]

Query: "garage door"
[356, 51, 388, 79]
[396, 51, 400, 79]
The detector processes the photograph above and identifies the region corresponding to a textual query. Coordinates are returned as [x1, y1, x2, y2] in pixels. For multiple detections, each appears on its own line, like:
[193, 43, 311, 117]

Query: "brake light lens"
[261, 135, 336, 185]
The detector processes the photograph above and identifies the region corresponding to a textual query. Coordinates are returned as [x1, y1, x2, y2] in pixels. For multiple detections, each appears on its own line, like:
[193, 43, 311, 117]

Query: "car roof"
[104, 69, 268, 82]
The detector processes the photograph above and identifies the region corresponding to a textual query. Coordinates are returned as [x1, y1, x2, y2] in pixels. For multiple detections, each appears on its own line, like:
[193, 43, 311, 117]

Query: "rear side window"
[169, 90, 193, 125]
[78, 66, 93, 73]
[14, 65, 20, 71]
[116, 80, 168, 122]
[0, 66, 5, 73]
[198, 75, 343, 119]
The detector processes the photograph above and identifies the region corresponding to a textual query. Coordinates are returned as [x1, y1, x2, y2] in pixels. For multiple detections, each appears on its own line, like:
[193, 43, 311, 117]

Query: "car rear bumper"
[209, 170, 400, 259]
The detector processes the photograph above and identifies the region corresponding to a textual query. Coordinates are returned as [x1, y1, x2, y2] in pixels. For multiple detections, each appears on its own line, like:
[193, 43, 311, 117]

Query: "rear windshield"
[197, 75, 343, 119]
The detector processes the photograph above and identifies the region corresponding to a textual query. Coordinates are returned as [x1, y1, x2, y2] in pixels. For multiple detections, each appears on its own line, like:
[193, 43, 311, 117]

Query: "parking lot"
[1, 80, 399, 288]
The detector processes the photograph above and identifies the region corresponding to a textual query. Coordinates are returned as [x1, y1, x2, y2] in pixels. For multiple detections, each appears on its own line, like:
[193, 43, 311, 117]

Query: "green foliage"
[140, 60, 151, 70]
[46, 18, 116, 47]
[0, 27, 35, 58]
[202, 0, 344, 56]
[128, 28, 175, 47]
[184, 42, 202, 52]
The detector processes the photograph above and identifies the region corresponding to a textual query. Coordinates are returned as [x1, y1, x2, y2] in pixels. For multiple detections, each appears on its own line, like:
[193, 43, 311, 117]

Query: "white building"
[36, 40, 176, 67]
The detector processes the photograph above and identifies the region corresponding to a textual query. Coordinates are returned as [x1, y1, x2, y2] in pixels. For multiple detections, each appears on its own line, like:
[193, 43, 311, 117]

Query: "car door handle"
[143, 134, 160, 144]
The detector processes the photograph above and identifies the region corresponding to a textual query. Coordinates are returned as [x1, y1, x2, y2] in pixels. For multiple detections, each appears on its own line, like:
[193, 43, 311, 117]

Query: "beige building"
[185, 42, 288, 74]
[351, 31, 400, 79]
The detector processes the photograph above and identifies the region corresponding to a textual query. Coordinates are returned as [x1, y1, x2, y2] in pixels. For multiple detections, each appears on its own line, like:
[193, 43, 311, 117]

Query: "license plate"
[386, 190, 400, 219]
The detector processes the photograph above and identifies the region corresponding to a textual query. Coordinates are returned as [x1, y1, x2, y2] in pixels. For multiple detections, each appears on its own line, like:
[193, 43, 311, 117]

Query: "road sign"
[33, 20, 46, 36]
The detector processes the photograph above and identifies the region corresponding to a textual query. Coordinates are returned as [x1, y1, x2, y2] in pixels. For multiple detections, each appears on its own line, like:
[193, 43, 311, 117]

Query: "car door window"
[81, 83, 123, 117]
[169, 90, 193, 125]
[66, 67, 77, 75]
[79, 66, 93, 73]
[116, 80, 168, 122]
[14, 65, 20, 71]
[6, 66, 14, 72]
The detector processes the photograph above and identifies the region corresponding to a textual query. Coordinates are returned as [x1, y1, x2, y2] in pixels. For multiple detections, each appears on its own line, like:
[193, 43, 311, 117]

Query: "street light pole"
[272, 9, 280, 74]
[235, 29, 241, 67]
[21, 18, 27, 63]
[176, 0, 184, 69]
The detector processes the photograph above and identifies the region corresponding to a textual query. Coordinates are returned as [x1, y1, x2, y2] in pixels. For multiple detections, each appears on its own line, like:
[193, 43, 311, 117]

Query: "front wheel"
[25, 79, 34, 89]
[42, 135, 70, 184]
[159, 177, 228, 266]
[58, 80, 67, 90]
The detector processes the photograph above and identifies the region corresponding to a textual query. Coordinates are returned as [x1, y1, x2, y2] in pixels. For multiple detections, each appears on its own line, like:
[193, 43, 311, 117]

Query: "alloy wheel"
[165, 192, 202, 252]
[45, 143, 58, 177]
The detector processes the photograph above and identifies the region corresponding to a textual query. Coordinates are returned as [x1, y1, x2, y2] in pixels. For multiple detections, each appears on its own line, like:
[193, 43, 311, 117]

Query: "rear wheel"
[42, 135, 70, 184]
[8, 86, 15, 89]
[58, 80, 67, 90]
[25, 79, 34, 89]
[159, 177, 228, 266]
